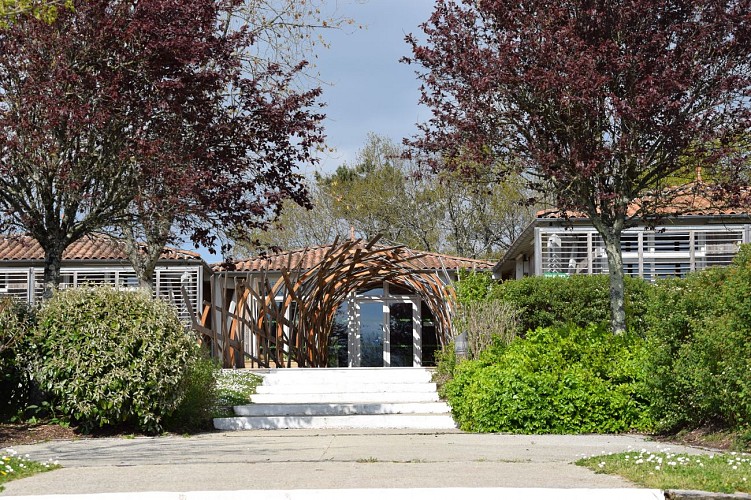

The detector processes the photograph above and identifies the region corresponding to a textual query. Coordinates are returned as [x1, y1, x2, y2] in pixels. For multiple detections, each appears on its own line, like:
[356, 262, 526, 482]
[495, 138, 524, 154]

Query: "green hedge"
[442, 324, 653, 434]
[490, 274, 653, 335]
[31, 287, 208, 434]
[644, 246, 751, 433]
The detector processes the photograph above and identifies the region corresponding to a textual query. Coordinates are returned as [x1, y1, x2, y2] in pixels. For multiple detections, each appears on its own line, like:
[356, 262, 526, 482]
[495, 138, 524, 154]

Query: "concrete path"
[1, 430, 708, 497]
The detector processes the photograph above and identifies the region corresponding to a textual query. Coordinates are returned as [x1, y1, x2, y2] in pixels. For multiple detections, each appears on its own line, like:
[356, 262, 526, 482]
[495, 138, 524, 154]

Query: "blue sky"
[310, 0, 434, 174]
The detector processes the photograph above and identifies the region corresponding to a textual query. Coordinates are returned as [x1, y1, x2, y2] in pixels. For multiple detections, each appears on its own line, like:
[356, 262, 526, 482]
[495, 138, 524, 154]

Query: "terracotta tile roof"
[0, 234, 202, 262]
[537, 184, 751, 219]
[215, 243, 494, 273]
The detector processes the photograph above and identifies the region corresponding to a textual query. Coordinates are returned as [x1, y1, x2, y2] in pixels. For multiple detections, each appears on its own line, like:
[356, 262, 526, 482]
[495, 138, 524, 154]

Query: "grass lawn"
[0, 448, 60, 492]
[213, 369, 263, 418]
[577, 447, 751, 494]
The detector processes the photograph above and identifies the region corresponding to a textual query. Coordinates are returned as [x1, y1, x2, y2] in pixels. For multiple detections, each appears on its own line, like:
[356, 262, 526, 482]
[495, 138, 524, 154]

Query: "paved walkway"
[1, 430, 709, 497]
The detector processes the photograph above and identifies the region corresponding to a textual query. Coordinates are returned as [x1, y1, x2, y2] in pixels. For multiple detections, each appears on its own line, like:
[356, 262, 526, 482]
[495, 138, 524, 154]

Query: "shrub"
[0, 297, 36, 420]
[447, 272, 518, 389]
[31, 287, 202, 434]
[454, 270, 499, 305]
[443, 324, 653, 433]
[491, 274, 653, 335]
[644, 246, 751, 433]
[432, 342, 456, 394]
[455, 298, 519, 359]
[164, 349, 219, 432]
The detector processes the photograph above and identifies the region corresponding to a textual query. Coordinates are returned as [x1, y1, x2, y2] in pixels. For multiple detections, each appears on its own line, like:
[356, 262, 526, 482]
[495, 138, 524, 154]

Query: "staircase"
[213, 367, 456, 430]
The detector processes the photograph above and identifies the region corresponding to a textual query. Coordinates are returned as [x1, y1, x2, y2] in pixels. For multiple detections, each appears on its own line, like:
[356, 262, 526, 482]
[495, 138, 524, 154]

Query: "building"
[0, 234, 210, 324]
[0, 234, 494, 369]
[209, 239, 493, 369]
[494, 208, 751, 281]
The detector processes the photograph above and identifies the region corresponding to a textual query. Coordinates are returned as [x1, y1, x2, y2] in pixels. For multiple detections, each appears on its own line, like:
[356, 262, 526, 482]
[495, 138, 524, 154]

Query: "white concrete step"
[255, 382, 438, 394]
[233, 402, 451, 417]
[258, 367, 433, 385]
[214, 367, 453, 431]
[213, 414, 457, 430]
[250, 391, 440, 404]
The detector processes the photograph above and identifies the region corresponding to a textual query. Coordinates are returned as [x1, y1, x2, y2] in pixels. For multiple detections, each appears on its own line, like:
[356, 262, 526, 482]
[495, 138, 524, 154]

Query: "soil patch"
[0, 423, 78, 448]
[656, 426, 744, 452]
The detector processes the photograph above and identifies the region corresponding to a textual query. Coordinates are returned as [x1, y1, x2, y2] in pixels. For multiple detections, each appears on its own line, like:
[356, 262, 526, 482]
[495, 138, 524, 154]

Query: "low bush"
[443, 324, 653, 434]
[645, 246, 751, 433]
[31, 287, 205, 434]
[455, 298, 519, 359]
[164, 348, 219, 432]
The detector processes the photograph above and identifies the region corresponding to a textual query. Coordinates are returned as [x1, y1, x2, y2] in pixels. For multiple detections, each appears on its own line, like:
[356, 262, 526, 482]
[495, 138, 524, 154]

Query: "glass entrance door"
[388, 302, 414, 367]
[356, 299, 419, 367]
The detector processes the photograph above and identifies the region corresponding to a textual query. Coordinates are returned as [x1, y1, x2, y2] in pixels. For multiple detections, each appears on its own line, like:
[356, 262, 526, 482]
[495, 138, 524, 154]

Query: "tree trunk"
[42, 244, 65, 299]
[121, 219, 171, 294]
[601, 230, 627, 335]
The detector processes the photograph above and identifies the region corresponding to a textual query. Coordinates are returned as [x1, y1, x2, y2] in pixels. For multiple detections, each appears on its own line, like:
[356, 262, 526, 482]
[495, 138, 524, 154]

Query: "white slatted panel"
[0, 270, 32, 302]
[156, 268, 201, 325]
[538, 226, 747, 281]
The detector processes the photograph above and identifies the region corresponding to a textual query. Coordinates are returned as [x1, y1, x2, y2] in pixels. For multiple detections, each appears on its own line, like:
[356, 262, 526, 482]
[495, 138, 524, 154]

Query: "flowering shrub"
[443, 324, 653, 433]
[31, 287, 203, 434]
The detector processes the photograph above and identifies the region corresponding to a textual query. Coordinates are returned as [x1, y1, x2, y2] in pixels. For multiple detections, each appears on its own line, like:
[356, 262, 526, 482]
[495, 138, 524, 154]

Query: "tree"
[116, 42, 324, 290]
[222, 0, 356, 88]
[437, 168, 533, 258]
[0, 0, 325, 294]
[317, 134, 444, 251]
[238, 180, 349, 254]
[0, 1, 150, 296]
[238, 133, 534, 260]
[115, 0, 342, 290]
[405, 0, 751, 333]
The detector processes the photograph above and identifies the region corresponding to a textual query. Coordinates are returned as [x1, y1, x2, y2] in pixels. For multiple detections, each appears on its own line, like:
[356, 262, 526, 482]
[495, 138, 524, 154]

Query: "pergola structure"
[194, 237, 463, 368]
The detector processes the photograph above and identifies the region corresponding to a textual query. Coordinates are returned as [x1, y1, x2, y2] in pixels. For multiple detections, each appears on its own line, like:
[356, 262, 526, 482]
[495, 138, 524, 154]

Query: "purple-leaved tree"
[405, 0, 751, 333]
[0, 0, 325, 294]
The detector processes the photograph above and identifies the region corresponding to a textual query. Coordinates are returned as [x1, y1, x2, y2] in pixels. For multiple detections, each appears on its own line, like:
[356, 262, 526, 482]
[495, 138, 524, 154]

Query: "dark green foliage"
[0, 297, 35, 420]
[443, 324, 653, 433]
[31, 287, 203, 434]
[491, 275, 653, 335]
[645, 246, 751, 433]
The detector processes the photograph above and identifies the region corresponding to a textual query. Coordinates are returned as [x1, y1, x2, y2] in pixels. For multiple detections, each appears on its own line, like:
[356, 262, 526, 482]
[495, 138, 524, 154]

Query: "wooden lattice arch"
[200, 237, 460, 368]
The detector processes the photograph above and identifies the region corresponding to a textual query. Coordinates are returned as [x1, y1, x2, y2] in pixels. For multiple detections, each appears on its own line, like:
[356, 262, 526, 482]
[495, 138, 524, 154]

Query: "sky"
[307, 0, 435, 174]
[198, 0, 436, 261]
